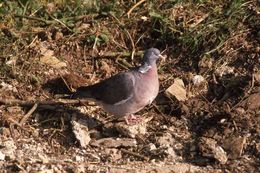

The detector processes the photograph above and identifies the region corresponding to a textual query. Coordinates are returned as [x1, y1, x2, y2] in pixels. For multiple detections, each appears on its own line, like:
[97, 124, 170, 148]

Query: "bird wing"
[85, 72, 136, 105]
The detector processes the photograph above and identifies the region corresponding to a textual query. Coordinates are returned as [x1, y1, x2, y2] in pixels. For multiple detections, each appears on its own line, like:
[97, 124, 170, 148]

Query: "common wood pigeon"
[72, 48, 164, 124]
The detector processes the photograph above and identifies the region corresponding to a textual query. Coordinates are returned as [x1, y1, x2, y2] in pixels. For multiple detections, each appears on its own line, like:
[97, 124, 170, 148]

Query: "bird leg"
[125, 114, 142, 125]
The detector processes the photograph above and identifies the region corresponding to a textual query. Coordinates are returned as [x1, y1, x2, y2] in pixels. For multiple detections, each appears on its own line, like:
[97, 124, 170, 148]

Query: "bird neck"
[138, 62, 156, 74]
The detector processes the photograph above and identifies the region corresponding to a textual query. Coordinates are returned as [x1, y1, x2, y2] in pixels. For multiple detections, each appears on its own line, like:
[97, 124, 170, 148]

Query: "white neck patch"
[138, 64, 152, 73]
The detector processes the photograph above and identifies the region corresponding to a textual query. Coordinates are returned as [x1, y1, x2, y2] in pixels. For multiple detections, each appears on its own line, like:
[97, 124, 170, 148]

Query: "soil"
[0, 1, 259, 172]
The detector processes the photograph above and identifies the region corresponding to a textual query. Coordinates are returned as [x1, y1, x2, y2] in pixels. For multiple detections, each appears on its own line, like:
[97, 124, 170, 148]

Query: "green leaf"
[149, 11, 163, 19]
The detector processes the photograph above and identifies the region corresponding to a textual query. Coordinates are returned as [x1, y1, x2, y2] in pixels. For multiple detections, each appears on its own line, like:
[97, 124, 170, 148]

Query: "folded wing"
[75, 72, 135, 105]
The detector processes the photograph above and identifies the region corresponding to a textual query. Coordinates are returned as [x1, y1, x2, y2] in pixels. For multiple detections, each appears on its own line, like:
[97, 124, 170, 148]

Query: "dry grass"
[0, 0, 259, 172]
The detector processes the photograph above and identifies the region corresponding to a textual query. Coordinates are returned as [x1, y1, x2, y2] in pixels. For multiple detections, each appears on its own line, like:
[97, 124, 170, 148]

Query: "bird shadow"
[42, 73, 89, 96]
[42, 77, 72, 95]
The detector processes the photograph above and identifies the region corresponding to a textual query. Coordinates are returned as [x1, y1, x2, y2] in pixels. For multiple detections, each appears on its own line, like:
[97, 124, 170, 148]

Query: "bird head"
[139, 48, 165, 73]
[143, 48, 164, 65]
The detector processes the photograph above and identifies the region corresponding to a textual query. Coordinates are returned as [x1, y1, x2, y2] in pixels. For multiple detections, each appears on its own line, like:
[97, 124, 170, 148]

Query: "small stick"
[8, 117, 24, 128]
[0, 98, 81, 106]
[247, 73, 255, 94]
[60, 74, 74, 92]
[190, 14, 209, 28]
[115, 58, 131, 70]
[97, 51, 143, 58]
[19, 103, 38, 125]
[14, 14, 53, 25]
[230, 73, 254, 111]
[212, 73, 218, 84]
[48, 14, 73, 32]
[151, 103, 168, 122]
[124, 30, 135, 60]
[7, 117, 30, 133]
[26, 35, 38, 48]
[127, 0, 146, 18]
[121, 148, 149, 161]
[14, 14, 95, 26]
[107, 12, 136, 60]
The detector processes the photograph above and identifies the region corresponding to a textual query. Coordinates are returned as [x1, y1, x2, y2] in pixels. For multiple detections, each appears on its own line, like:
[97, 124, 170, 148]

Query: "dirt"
[0, 1, 259, 172]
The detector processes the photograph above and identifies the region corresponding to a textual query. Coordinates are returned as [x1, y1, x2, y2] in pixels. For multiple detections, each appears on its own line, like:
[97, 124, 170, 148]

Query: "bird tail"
[71, 86, 93, 99]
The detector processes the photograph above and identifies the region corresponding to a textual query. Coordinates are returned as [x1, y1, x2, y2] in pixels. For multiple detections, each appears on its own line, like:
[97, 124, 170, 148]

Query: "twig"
[60, 74, 74, 92]
[124, 29, 136, 60]
[212, 73, 218, 84]
[8, 117, 24, 128]
[204, 40, 226, 55]
[127, 0, 146, 18]
[17, 0, 25, 9]
[97, 50, 143, 58]
[115, 56, 134, 70]
[7, 117, 31, 133]
[63, 14, 96, 22]
[14, 14, 94, 26]
[190, 14, 209, 28]
[151, 103, 168, 122]
[0, 98, 81, 106]
[92, 35, 99, 51]
[121, 148, 149, 161]
[108, 12, 136, 60]
[230, 94, 248, 111]
[48, 14, 73, 32]
[247, 73, 255, 94]
[26, 35, 38, 48]
[19, 103, 38, 125]
[14, 14, 53, 25]
[230, 73, 255, 111]
[199, 93, 212, 105]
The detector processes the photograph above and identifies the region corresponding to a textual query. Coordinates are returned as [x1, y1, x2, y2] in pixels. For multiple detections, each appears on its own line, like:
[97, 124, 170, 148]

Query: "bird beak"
[159, 54, 166, 62]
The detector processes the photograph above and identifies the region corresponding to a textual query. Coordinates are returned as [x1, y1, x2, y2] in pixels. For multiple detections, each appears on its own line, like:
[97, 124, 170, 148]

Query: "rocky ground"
[0, 1, 259, 172]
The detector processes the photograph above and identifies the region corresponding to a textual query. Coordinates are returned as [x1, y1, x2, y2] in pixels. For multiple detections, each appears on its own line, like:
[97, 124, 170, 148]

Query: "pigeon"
[72, 48, 164, 124]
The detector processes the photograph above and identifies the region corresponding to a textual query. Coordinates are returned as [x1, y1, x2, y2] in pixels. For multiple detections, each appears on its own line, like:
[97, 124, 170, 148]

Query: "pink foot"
[125, 114, 142, 125]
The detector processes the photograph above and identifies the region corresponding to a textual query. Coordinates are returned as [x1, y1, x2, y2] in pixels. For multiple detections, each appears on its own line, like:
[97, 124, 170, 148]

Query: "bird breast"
[135, 66, 159, 105]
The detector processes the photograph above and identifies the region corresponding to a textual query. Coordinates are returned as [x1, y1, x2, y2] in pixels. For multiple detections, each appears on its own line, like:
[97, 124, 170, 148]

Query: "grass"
[0, 0, 257, 78]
